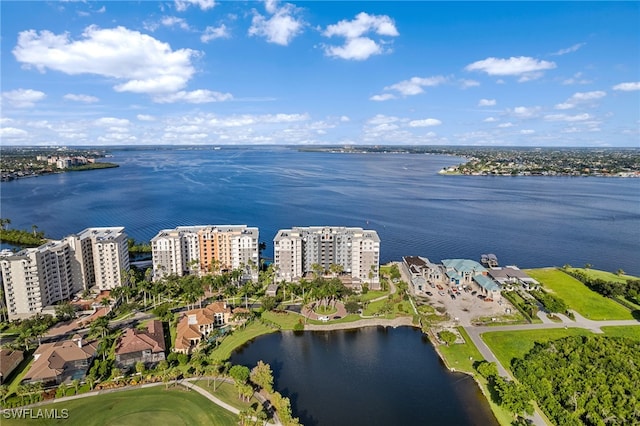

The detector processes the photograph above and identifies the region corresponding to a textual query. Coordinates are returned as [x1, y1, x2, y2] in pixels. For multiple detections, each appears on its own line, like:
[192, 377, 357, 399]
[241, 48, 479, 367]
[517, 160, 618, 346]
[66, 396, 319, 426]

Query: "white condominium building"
[0, 227, 129, 320]
[273, 226, 380, 288]
[151, 225, 259, 282]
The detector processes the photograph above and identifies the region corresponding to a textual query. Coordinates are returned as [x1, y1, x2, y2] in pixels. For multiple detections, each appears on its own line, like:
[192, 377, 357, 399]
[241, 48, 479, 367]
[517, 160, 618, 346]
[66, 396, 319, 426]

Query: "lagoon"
[230, 327, 498, 426]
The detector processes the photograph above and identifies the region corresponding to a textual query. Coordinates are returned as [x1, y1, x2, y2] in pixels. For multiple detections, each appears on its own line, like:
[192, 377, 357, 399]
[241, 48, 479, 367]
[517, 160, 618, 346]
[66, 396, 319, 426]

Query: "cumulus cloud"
[544, 113, 592, 122]
[465, 56, 556, 81]
[554, 91, 606, 110]
[408, 118, 442, 127]
[483, 117, 498, 122]
[153, 89, 233, 104]
[511, 106, 540, 118]
[161, 16, 190, 31]
[520, 129, 535, 134]
[478, 99, 496, 107]
[369, 93, 396, 101]
[95, 117, 131, 126]
[201, 24, 229, 42]
[137, 114, 156, 121]
[13, 26, 198, 95]
[2, 88, 46, 108]
[0, 127, 29, 138]
[551, 42, 586, 56]
[322, 12, 398, 61]
[248, 1, 304, 46]
[175, 0, 215, 12]
[459, 79, 479, 89]
[370, 76, 447, 101]
[63, 93, 99, 103]
[613, 82, 640, 91]
[498, 122, 514, 128]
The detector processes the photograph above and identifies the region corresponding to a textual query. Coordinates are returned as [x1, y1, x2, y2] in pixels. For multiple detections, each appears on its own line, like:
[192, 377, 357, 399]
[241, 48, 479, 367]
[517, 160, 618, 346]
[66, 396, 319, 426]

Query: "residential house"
[402, 256, 443, 293]
[0, 349, 24, 384]
[174, 302, 231, 354]
[442, 258, 501, 299]
[487, 266, 540, 290]
[115, 320, 166, 369]
[22, 336, 97, 387]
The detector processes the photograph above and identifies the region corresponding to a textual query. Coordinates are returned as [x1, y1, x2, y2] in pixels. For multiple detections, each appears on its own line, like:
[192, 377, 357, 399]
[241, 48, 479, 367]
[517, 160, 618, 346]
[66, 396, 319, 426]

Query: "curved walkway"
[304, 316, 414, 331]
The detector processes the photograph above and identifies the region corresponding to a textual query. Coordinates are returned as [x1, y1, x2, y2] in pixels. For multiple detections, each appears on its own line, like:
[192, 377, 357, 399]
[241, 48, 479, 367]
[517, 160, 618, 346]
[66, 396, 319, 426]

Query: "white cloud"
[367, 114, 400, 126]
[322, 12, 398, 61]
[137, 114, 156, 121]
[483, 117, 498, 122]
[0, 127, 29, 138]
[95, 117, 131, 126]
[551, 42, 586, 56]
[340, 116, 350, 122]
[14, 26, 198, 95]
[175, 0, 215, 12]
[613, 82, 640, 91]
[554, 91, 606, 110]
[63, 93, 99, 103]
[459, 79, 479, 89]
[248, 1, 304, 46]
[478, 99, 496, 107]
[562, 72, 591, 85]
[498, 122, 514, 128]
[381, 76, 447, 97]
[153, 89, 233, 104]
[201, 24, 229, 42]
[2, 88, 46, 108]
[161, 16, 190, 31]
[369, 93, 396, 101]
[465, 56, 556, 81]
[520, 129, 535, 134]
[544, 113, 592, 122]
[408, 118, 441, 127]
[511, 106, 540, 118]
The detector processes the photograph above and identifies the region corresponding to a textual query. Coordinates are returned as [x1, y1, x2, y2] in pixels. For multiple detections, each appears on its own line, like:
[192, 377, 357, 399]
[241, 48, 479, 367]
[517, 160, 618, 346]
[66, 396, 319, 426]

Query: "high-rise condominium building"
[273, 226, 380, 288]
[151, 225, 259, 282]
[0, 227, 129, 320]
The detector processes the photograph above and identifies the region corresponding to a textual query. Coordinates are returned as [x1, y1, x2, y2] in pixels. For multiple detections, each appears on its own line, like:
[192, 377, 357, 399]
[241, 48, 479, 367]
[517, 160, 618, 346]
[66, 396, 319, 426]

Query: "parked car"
[450, 294, 456, 300]
[319, 316, 330, 322]
[477, 294, 486, 300]
[425, 291, 433, 296]
[438, 291, 446, 296]
[471, 291, 477, 296]
[436, 284, 444, 290]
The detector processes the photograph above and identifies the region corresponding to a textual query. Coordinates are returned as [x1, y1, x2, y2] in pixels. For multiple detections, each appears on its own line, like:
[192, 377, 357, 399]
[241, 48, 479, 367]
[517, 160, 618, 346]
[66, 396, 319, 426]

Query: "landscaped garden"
[525, 268, 634, 320]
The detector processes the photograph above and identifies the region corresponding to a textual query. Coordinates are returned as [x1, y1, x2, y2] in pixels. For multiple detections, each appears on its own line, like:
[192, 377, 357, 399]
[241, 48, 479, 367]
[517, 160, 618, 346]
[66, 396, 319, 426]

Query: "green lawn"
[195, 380, 261, 412]
[261, 311, 303, 330]
[482, 328, 595, 371]
[306, 314, 361, 325]
[525, 268, 634, 320]
[209, 321, 276, 361]
[601, 326, 640, 340]
[437, 327, 484, 374]
[2, 386, 237, 426]
[568, 267, 637, 283]
[362, 298, 413, 318]
[359, 290, 389, 302]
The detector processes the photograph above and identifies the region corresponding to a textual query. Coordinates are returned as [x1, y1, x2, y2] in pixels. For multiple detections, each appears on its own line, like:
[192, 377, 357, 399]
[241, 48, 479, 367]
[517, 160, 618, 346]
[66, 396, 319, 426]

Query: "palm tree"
[31, 224, 38, 237]
[100, 297, 111, 313]
[0, 218, 10, 230]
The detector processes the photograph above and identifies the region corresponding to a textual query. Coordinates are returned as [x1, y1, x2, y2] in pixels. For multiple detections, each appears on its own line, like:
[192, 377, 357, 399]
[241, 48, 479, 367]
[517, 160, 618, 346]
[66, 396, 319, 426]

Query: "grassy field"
[482, 328, 595, 370]
[568, 267, 637, 283]
[362, 298, 413, 318]
[360, 289, 389, 302]
[437, 327, 484, 374]
[2, 386, 237, 426]
[525, 268, 634, 320]
[601, 326, 640, 340]
[209, 321, 276, 361]
[261, 311, 302, 330]
[195, 380, 261, 411]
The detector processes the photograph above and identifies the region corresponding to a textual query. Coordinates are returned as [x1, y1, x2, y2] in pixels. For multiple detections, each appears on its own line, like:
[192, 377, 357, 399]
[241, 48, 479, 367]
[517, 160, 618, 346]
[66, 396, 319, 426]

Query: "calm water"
[1, 146, 638, 274]
[230, 327, 498, 426]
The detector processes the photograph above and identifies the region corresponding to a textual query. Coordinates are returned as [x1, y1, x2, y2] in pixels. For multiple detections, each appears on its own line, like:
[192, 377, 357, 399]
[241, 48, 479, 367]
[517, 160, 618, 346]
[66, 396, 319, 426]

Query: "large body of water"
[2, 146, 638, 274]
[230, 327, 498, 426]
[2, 146, 639, 424]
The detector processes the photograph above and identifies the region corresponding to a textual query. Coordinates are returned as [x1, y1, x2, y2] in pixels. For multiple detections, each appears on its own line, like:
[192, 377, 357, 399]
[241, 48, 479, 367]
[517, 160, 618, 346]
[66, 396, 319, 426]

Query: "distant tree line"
[0, 219, 46, 247]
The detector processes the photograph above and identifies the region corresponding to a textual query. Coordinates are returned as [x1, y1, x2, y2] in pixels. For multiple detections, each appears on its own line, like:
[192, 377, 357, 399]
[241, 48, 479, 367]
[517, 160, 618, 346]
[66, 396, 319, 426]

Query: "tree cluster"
[512, 335, 640, 425]
[565, 269, 640, 305]
[529, 289, 567, 314]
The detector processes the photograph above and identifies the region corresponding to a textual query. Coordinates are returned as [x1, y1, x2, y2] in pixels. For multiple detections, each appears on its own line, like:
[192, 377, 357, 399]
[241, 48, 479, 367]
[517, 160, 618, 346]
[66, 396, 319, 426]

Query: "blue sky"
[1, 1, 639, 146]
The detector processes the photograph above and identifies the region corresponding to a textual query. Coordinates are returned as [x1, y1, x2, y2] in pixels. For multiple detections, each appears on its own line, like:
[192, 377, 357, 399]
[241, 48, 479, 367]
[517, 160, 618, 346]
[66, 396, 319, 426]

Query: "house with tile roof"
[174, 302, 231, 354]
[115, 320, 166, 369]
[0, 349, 24, 384]
[22, 336, 97, 387]
[442, 258, 501, 299]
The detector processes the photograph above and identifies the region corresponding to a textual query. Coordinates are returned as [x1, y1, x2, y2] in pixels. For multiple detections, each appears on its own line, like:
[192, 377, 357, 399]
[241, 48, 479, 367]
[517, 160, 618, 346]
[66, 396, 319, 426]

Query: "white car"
[319, 316, 330, 322]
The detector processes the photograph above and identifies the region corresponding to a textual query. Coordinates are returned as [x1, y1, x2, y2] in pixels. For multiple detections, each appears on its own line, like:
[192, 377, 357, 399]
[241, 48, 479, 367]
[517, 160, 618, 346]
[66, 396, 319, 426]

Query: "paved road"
[464, 313, 640, 426]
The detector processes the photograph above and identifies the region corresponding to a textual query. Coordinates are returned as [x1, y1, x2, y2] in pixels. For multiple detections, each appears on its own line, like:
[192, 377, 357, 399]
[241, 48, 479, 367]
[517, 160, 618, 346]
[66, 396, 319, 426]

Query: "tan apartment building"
[0, 227, 129, 320]
[273, 226, 380, 288]
[151, 225, 259, 282]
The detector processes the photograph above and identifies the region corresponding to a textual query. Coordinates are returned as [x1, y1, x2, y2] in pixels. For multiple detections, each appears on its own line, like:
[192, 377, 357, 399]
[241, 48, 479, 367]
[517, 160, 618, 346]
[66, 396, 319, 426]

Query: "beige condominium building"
[151, 225, 259, 282]
[0, 227, 129, 320]
[273, 226, 380, 288]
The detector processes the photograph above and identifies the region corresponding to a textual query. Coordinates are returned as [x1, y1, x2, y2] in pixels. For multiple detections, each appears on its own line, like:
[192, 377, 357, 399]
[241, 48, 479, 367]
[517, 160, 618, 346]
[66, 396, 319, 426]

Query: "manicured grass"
[482, 328, 594, 371]
[261, 311, 303, 330]
[568, 267, 637, 283]
[601, 325, 640, 340]
[313, 305, 337, 315]
[437, 327, 484, 374]
[1, 386, 238, 426]
[359, 290, 388, 302]
[525, 268, 634, 320]
[209, 321, 276, 361]
[195, 380, 261, 411]
[306, 314, 361, 325]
